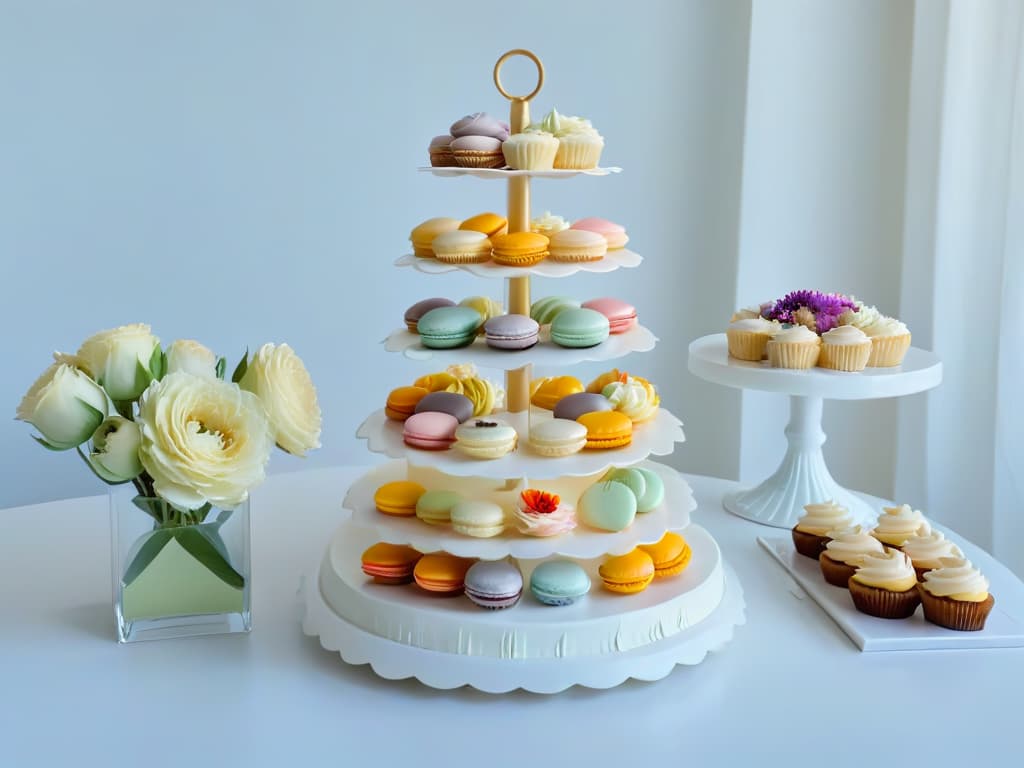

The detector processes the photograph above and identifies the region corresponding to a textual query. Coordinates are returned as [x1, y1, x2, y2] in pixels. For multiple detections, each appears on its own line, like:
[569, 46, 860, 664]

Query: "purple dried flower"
[765, 291, 857, 334]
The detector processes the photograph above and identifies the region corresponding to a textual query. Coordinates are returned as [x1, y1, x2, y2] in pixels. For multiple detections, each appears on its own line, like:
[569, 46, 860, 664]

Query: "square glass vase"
[110, 485, 252, 643]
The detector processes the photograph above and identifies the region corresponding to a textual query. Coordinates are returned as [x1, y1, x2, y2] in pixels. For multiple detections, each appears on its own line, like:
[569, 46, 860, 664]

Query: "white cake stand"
[687, 333, 942, 528]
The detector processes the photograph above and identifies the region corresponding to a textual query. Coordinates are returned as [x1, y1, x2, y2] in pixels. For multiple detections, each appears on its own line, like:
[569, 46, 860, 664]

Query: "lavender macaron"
[484, 314, 540, 351]
[464, 560, 523, 609]
[553, 392, 614, 421]
[405, 297, 455, 333]
[414, 391, 474, 423]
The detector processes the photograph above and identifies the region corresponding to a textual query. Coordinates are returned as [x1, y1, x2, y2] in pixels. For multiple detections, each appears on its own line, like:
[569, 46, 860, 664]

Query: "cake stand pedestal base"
[722, 395, 876, 529]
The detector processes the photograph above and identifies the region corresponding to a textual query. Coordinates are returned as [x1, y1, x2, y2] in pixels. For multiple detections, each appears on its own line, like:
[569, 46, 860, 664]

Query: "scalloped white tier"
[303, 557, 744, 694]
[342, 459, 694, 559]
[384, 323, 657, 366]
[314, 520, 726, 666]
[417, 166, 622, 179]
[394, 250, 642, 278]
[355, 407, 685, 479]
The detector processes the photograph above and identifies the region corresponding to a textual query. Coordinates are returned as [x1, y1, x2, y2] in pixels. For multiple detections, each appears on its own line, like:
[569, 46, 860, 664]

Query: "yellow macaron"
[410, 217, 461, 257]
[530, 376, 584, 410]
[599, 549, 655, 594]
[460, 212, 509, 239]
[373, 481, 427, 516]
[577, 411, 633, 449]
[491, 232, 549, 267]
[637, 532, 692, 578]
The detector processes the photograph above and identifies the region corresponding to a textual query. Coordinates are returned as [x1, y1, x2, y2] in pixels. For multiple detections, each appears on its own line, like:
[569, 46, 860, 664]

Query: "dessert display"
[305, 49, 741, 693]
[727, 291, 913, 370]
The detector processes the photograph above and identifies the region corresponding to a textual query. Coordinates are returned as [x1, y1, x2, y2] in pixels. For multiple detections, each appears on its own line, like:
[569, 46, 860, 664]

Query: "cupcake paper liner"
[792, 528, 830, 559]
[503, 138, 558, 170]
[819, 341, 872, 372]
[918, 588, 995, 631]
[768, 341, 820, 369]
[867, 334, 912, 367]
[553, 138, 603, 170]
[848, 579, 921, 619]
[727, 328, 773, 361]
[819, 553, 858, 588]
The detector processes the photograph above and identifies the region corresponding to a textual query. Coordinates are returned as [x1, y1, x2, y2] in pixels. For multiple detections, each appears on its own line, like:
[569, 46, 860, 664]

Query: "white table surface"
[1, 465, 1021, 768]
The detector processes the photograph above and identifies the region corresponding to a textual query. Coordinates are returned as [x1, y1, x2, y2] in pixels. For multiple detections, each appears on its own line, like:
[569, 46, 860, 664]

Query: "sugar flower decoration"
[764, 290, 857, 334]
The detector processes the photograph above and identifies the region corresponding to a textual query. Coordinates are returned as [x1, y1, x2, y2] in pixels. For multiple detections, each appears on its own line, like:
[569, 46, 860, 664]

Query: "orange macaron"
[637, 532, 692, 578]
[576, 411, 633, 449]
[413, 553, 477, 595]
[459, 212, 508, 238]
[599, 549, 656, 594]
[385, 386, 430, 421]
[490, 232, 549, 267]
[361, 543, 423, 585]
[374, 481, 426, 516]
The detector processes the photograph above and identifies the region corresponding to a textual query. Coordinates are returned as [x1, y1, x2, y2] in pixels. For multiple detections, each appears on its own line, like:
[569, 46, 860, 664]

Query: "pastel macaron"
[606, 467, 665, 513]
[454, 419, 518, 459]
[450, 500, 506, 538]
[530, 560, 592, 606]
[530, 295, 581, 325]
[464, 560, 523, 609]
[582, 297, 638, 334]
[577, 411, 633, 449]
[374, 481, 427, 517]
[405, 298, 456, 333]
[550, 308, 610, 348]
[599, 549, 655, 594]
[552, 392, 613, 421]
[415, 489, 463, 526]
[430, 231, 492, 264]
[403, 411, 459, 450]
[459, 212, 509, 238]
[490, 232, 549, 267]
[547, 229, 608, 263]
[571, 217, 629, 250]
[579, 480, 638, 532]
[414, 391, 475, 423]
[531, 376, 584, 410]
[416, 306, 482, 349]
[450, 112, 510, 141]
[414, 553, 477, 595]
[484, 314, 540, 350]
[637, 532, 692, 578]
[451, 136, 505, 169]
[410, 217, 461, 257]
[361, 543, 423, 584]
[385, 386, 430, 421]
[528, 418, 588, 457]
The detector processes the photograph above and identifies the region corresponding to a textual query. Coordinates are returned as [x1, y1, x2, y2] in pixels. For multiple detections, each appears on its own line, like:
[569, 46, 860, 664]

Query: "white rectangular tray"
[758, 536, 1024, 652]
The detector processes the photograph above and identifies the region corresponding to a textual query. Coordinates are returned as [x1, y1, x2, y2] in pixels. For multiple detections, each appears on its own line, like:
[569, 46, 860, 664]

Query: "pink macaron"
[570, 218, 629, 250]
[403, 412, 459, 450]
[582, 298, 638, 334]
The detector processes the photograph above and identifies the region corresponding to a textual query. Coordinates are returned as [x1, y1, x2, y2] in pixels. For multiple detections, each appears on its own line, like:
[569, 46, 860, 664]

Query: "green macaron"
[579, 481, 637, 532]
[549, 308, 610, 348]
[417, 306, 483, 349]
[605, 467, 665, 513]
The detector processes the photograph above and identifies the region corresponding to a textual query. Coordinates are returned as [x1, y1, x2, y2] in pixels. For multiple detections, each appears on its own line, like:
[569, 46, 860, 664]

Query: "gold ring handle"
[493, 49, 545, 103]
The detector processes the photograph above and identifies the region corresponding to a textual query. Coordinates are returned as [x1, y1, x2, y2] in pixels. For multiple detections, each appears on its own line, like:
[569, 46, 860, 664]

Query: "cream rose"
[166, 339, 217, 380]
[77, 323, 162, 401]
[137, 372, 273, 510]
[239, 343, 321, 457]
[16, 362, 108, 450]
[88, 416, 143, 482]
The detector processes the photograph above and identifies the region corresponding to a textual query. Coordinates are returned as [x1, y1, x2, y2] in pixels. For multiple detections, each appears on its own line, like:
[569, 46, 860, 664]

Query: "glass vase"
[110, 485, 252, 643]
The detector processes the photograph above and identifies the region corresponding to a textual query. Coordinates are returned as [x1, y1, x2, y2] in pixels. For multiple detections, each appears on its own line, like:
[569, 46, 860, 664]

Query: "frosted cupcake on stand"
[818, 525, 885, 587]
[918, 557, 995, 631]
[791, 500, 854, 559]
[872, 504, 927, 549]
[727, 317, 781, 361]
[901, 521, 963, 581]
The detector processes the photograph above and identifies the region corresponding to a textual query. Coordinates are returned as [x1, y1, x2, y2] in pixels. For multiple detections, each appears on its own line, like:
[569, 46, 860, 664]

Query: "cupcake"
[838, 299, 881, 330]
[601, 373, 659, 423]
[791, 500, 854, 559]
[900, 521, 963, 581]
[872, 504, 927, 548]
[730, 304, 768, 322]
[727, 317, 781, 361]
[530, 109, 604, 170]
[428, 135, 455, 167]
[863, 316, 912, 367]
[848, 549, 921, 619]
[766, 324, 821, 369]
[530, 211, 570, 238]
[502, 131, 559, 170]
[511, 489, 576, 537]
[818, 525, 885, 587]
[818, 325, 872, 372]
[450, 136, 505, 169]
[918, 557, 995, 631]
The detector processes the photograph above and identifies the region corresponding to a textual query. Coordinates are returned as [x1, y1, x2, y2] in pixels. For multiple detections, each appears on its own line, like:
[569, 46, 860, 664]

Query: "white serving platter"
[758, 535, 1024, 651]
[394, 249, 642, 278]
[384, 323, 657, 366]
[355, 407, 685, 479]
[343, 459, 694, 560]
[417, 166, 622, 179]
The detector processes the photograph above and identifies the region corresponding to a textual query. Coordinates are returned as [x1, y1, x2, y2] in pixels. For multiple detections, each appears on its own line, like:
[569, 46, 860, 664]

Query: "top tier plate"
[687, 333, 943, 400]
[394, 250, 642, 279]
[418, 166, 622, 179]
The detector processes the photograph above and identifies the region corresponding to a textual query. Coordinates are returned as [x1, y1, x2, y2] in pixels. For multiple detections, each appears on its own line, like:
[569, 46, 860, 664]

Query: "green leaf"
[32, 435, 67, 451]
[76, 446, 131, 485]
[149, 346, 167, 381]
[132, 495, 172, 523]
[112, 400, 134, 420]
[215, 357, 227, 380]
[74, 396, 106, 425]
[230, 350, 249, 384]
[134, 357, 154, 396]
[174, 527, 245, 589]
[122, 529, 174, 586]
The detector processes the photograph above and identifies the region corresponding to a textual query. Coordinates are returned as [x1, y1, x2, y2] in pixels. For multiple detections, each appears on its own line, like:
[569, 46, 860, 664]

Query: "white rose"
[239, 343, 321, 457]
[77, 323, 162, 401]
[88, 416, 143, 482]
[16, 363, 109, 450]
[137, 372, 273, 510]
[166, 339, 217, 380]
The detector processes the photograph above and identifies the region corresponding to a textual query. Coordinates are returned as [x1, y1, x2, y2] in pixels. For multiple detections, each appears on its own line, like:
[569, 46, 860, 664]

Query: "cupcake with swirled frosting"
[791, 500, 853, 559]
[819, 325, 872, 372]
[818, 525, 885, 587]
[727, 317, 781, 361]
[863, 316, 912, 367]
[872, 504, 927, 548]
[901, 521, 963, 580]
[601, 374, 659, 423]
[766, 324, 821, 369]
[848, 548, 921, 619]
[512, 489, 576, 537]
[918, 557, 995, 630]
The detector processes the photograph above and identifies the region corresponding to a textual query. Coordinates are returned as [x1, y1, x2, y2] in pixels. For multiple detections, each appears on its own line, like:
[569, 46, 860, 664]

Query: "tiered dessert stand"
[302, 51, 745, 693]
[687, 334, 942, 528]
